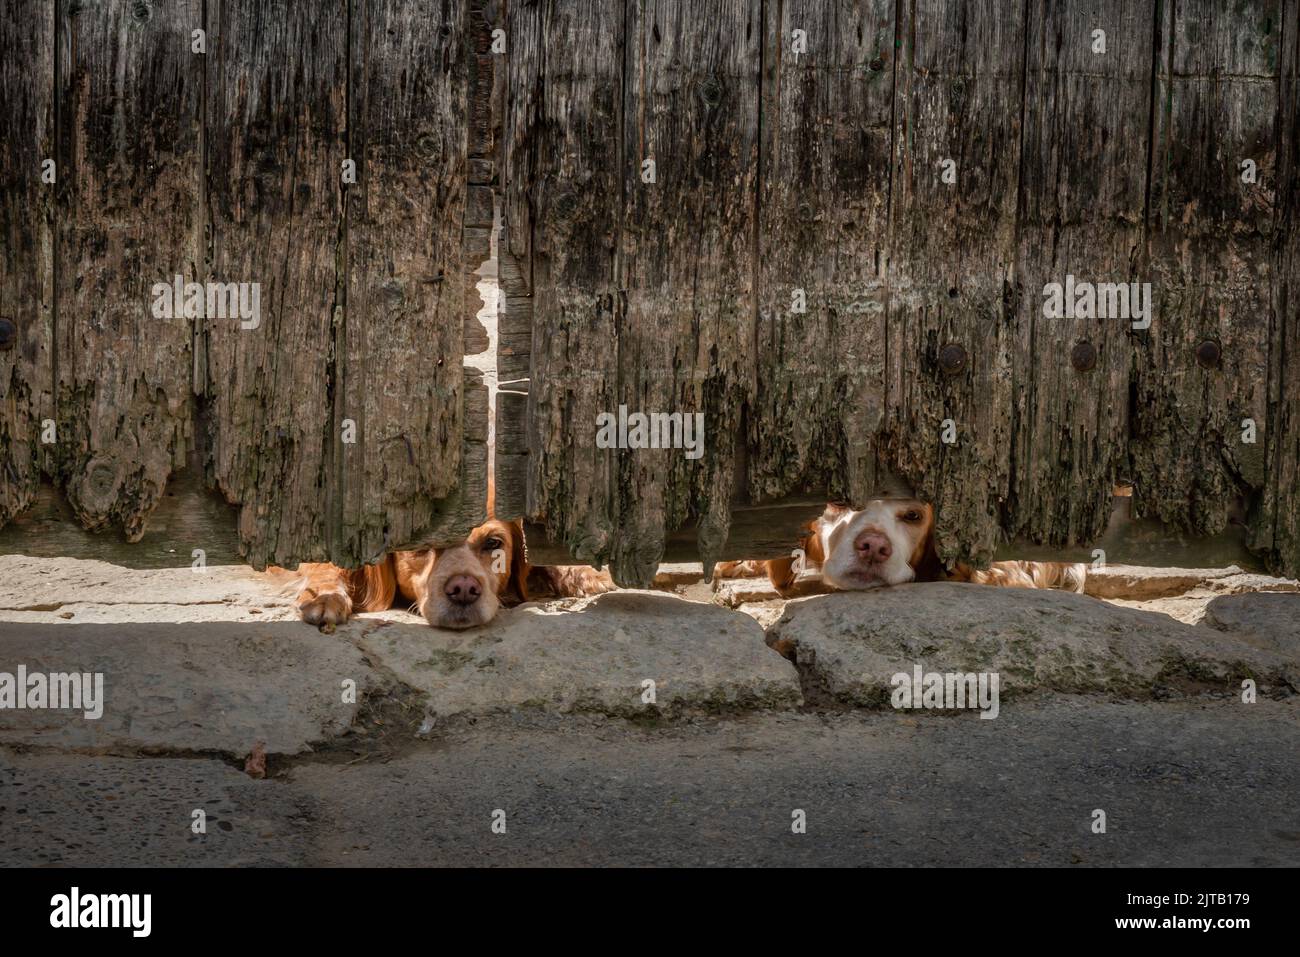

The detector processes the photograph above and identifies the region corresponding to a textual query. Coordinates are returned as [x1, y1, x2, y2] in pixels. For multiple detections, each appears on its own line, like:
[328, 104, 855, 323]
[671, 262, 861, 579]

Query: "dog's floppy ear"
[344, 556, 398, 613]
[504, 520, 530, 604]
[767, 517, 824, 595]
[910, 513, 947, 583]
[820, 502, 850, 525]
[801, 516, 828, 565]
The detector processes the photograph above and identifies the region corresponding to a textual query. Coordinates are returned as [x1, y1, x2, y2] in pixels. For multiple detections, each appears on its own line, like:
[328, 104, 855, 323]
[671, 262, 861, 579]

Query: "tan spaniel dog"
[284, 518, 614, 630]
[717, 499, 1085, 596]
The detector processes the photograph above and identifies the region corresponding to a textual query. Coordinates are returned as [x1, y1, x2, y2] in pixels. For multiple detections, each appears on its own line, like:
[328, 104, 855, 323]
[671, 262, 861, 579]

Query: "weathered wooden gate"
[1, 0, 491, 571]
[2, 0, 1298, 588]
[498, 0, 1300, 585]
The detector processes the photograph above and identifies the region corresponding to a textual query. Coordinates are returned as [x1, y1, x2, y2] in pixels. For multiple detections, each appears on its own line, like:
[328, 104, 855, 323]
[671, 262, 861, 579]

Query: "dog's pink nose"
[444, 575, 482, 606]
[855, 531, 893, 563]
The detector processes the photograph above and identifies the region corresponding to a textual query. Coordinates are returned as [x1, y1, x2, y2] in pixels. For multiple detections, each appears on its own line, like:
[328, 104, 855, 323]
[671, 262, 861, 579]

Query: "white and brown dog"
[717, 499, 1086, 596]
[279, 517, 614, 631]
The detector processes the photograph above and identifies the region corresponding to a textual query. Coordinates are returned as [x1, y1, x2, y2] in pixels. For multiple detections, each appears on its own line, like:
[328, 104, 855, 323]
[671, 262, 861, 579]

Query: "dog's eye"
[482, 537, 503, 552]
[900, 510, 922, 523]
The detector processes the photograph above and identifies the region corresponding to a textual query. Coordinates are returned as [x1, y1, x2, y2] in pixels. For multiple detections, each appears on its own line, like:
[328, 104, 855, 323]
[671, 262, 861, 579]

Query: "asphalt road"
[3, 694, 1297, 867]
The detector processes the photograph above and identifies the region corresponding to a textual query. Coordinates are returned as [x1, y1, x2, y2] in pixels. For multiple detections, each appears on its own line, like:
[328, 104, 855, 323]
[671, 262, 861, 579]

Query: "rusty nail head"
[1071, 340, 1097, 372]
[870, 56, 885, 72]
[1196, 339, 1221, 368]
[938, 343, 966, 376]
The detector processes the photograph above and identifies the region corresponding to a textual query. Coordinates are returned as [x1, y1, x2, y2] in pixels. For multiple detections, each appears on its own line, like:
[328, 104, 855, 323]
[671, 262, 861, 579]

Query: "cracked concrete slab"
[1203, 593, 1300, 657]
[652, 563, 709, 587]
[0, 555, 300, 624]
[767, 583, 1298, 707]
[357, 589, 802, 718]
[711, 573, 828, 608]
[5, 554, 1298, 760]
[0, 621, 378, 756]
[1085, 563, 1299, 601]
[711, 563, 1300, 615]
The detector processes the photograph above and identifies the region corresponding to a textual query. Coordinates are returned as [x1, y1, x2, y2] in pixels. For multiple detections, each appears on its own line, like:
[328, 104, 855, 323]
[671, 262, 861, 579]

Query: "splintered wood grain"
[494, 255, 532, 522]
[463, 0, 496, 365]
[1254, 0, 1300, 577]
[0, 467, 243, 567]
[10, 0, 1298, 575]
[881, 0, 1026, 569]
[343, 0, 476, 559]
[616, 0, 761, 584]
[55, 0, 200, 540]
[0, 2, 54, 526]
[471, 0, 526, 522]
[466, 0, 498, 166]
[750, 0, 895, 506]
[502, 0, 624, 565]
[1134, 0, 1281, 536]
[490, 0, 529, 524]
[204, 0, 348, 569]
[1009, 0, 1154, 549]
[463, 0, 497, 530]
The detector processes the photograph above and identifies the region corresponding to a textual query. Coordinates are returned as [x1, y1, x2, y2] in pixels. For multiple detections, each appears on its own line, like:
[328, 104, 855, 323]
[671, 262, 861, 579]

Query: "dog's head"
[815, 499, 942, 590]
[417, 519, 529, 629]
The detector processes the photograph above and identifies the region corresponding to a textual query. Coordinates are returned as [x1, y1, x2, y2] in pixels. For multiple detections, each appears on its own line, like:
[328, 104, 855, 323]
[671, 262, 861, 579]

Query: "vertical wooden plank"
[1255, 0, 1300, 576]
[55, 0, 201, 540]
[462, 0, 515, 524]
[617, 0, 761, 583]
[204, 0, 348, 568]
[465, 0, 499, 175]
[881, 0, 1026, 568]
[344, 0, 477, 558]
[463, 0, 497, 361]
[0, 2, 54, 527]
[751, 0, 895, 506]
[492, 0, 531, 524]
[501, 0, 624, 562]
[1009, 0, 1155, 548]
[1135, 0, 1282, 535]
[462, 0, 497, 532]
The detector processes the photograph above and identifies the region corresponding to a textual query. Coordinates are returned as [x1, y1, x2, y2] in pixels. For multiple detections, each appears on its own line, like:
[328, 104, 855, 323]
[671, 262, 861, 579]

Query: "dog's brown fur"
[282, 518, 614, 630]
[716, 499, 1084, 596]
